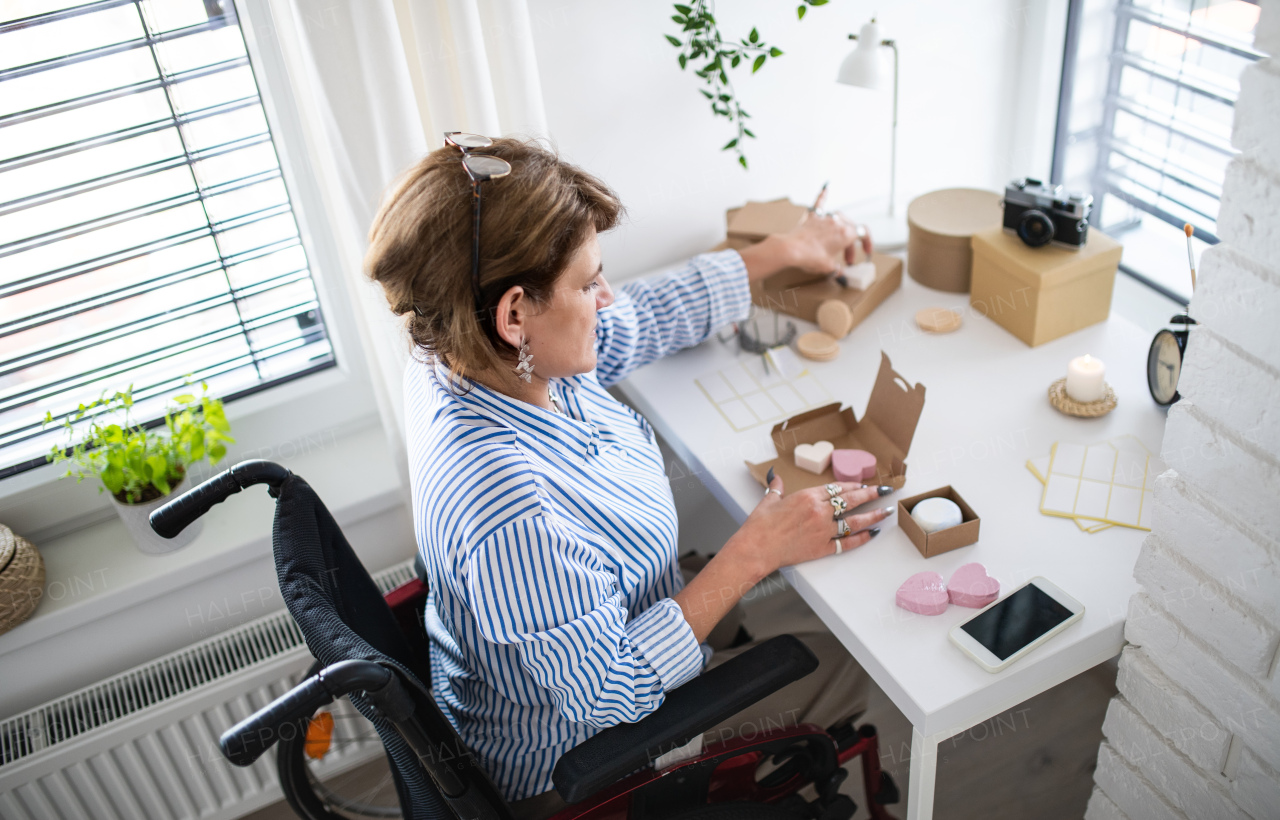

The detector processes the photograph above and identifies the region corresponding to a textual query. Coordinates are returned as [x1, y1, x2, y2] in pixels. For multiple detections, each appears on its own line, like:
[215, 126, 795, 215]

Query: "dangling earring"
[515, 339, 534, 383]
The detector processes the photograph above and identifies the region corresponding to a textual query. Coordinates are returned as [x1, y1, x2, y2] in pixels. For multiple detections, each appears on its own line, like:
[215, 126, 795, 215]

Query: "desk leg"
[905, 726, 938, 820]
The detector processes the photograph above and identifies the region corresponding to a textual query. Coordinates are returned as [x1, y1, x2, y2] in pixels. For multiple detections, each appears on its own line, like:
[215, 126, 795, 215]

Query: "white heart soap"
[794, 440, 835, 475]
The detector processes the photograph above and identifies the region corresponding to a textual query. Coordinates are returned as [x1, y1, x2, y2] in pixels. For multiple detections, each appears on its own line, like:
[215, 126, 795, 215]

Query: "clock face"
[1147, 329, 1182, 405]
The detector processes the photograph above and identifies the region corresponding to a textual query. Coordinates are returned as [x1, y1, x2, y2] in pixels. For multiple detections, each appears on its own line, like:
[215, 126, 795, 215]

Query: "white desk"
[616, 269, 1167, 820]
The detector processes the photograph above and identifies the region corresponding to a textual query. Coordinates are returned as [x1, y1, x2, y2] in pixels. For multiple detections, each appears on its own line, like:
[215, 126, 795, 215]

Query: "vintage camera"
[1002, 178, 1093, 249]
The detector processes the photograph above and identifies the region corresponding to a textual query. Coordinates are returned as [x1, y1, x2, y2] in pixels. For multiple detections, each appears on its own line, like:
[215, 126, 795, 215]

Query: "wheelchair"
[152, 460, 900, 820]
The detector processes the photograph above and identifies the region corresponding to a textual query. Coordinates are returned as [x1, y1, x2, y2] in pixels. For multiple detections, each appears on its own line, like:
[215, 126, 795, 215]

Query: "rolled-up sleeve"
[594, 249, 752, 387]
[463, 515, 703, 728]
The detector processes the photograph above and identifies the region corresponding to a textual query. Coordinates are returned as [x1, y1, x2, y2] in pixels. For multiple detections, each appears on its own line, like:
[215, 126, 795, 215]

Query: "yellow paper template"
[695, 358, 832, 432]
[1026, 456, 1113, 533]
[1039, 436, 1161, 530]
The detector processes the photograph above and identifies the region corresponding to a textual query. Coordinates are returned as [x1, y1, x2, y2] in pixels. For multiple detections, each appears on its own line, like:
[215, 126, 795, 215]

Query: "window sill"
[0, 421, 413, 716]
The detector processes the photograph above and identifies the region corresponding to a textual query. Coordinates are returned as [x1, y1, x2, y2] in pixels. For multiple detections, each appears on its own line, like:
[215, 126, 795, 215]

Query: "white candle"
[1066, 354, 1106, 402]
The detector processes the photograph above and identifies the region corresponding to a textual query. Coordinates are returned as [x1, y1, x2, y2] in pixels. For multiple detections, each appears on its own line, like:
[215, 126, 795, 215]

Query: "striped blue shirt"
[404, 249, 751, 799]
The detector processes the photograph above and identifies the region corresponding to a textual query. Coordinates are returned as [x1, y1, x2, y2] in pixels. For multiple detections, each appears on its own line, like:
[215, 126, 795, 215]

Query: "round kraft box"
[907, 188, 1003, 293]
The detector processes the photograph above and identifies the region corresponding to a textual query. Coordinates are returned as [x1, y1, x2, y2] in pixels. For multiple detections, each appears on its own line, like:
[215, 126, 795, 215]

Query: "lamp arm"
[887, 40, 898, 219]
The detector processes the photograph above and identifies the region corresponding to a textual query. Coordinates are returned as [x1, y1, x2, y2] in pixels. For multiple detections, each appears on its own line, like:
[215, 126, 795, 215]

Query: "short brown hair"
[365, 137, 622, 385]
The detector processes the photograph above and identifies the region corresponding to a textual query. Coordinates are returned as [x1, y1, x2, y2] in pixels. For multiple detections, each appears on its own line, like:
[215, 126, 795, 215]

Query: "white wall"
[1084, 3, 1280, 818]
[526, 0, 1040, 279]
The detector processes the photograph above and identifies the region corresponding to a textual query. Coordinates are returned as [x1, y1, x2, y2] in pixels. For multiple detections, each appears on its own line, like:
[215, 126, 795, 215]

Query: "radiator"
[0, 560, 418, 820]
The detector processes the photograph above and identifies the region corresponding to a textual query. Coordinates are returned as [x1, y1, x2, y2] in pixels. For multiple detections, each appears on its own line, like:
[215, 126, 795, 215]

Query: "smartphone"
[948, 577, 1084, 673]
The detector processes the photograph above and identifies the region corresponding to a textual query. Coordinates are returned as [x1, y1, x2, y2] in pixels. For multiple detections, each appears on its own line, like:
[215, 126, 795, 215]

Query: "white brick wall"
[1087, 5, 1280, 818]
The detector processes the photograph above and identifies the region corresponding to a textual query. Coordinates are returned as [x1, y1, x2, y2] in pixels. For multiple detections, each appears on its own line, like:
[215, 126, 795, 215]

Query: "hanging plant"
[666, 0, 830, 169]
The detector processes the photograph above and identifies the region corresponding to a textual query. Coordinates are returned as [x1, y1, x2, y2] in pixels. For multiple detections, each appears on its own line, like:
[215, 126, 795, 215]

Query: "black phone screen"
[960, 583, 1074, 660]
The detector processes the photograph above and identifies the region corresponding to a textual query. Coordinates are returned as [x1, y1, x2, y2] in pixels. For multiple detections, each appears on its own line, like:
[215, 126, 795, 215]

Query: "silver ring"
[834, 538, 843, 555]
[824, 483, 841, 498]
[836, 518, 851, 538]
[764, 487, 782, 498]
[829, 495, 848, 518]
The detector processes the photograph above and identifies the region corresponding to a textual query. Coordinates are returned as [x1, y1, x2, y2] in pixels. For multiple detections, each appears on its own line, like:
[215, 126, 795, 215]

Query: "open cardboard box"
[711, 199, 904, 328]
[746, 352, 926, 492]
[897, 485, 981, 558]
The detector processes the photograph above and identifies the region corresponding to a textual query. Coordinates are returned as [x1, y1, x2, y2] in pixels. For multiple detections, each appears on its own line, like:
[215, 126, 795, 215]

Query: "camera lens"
[1017, 209, 1054, 247]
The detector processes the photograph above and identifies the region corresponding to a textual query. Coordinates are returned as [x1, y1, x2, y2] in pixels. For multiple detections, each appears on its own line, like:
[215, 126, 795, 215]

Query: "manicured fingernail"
[882, 506, 896, 515]
[868, 527, 882, 538]
[766, 466, 776, 485]
[877, 485, 895, 496]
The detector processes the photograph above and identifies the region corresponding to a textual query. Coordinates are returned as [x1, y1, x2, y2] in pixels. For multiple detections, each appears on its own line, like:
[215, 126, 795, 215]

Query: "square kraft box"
[898, 485, 981, 558]
[746, 352, 926, 492]
[969, 227, 1123, 347]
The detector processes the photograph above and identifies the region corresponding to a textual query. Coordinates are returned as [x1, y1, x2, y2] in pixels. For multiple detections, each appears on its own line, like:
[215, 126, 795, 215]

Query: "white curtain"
[269, 0, 548, 486]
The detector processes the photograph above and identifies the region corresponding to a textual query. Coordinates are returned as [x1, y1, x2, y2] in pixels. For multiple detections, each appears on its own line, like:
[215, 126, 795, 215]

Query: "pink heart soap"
[832, 449, 876, 482]
[895, 571, 949, 616]
[948, 563, 1000, 608]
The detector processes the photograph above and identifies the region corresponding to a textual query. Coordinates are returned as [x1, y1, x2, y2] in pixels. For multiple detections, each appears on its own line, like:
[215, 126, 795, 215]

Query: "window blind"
[0, 0, 336, 477]
[1052, 0, 1262, 303]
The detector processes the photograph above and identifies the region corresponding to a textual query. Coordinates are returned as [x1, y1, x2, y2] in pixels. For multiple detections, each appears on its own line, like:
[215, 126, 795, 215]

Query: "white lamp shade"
[837, 21, 884, 89]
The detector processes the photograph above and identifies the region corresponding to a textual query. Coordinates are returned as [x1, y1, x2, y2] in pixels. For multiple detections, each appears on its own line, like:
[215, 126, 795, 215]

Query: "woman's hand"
[785, 212, 873, 274]
[674, 473, 892, 642]
[727, 474, 890, 579]
[738, 212, 873, 282]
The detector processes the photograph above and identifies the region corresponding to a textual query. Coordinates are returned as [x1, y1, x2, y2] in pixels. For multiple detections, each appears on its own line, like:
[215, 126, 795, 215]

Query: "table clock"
[1147, 313, 1196, 406]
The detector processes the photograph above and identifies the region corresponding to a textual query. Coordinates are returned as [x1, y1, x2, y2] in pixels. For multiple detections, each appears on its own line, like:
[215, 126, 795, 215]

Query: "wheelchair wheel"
[277, 664, 403, 819]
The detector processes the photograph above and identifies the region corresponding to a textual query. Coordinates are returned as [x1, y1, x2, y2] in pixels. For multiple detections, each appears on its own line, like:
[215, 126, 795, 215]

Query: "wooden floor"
[243, 575, 1116, 820]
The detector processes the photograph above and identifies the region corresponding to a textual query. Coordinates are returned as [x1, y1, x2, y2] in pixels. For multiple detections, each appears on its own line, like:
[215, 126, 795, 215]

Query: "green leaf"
[739, 155, 748, 169]
[723, 138, 738, 150]
[752, 54, 766, 73]
[674, 4, 692, 14]
[797, 5, 806, 19]
[678, 54, 687, 69]
[719, 70, 728, 84]
[665, 34, 681, 47]
[173, 393, 195, 404]
[743, 128, 756, 137]
[749, 27, 759, 44]
[102, 465, 124, 494]
[146, 455, 167, 480]
[209, 442, 227, 464]
[699, 88, 713, 98]
[672, 14, 686, 24]
[769, 47, 783, 57]
[809, 0, 828, 5]
[731, 54, 740, 68]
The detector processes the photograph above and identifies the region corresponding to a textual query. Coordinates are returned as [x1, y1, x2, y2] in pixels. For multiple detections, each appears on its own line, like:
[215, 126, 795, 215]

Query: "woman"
[366, 136, 892, 814]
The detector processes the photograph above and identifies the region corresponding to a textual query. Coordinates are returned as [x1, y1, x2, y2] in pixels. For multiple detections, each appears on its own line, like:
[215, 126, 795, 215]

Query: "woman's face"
[522, 227, 614, 378]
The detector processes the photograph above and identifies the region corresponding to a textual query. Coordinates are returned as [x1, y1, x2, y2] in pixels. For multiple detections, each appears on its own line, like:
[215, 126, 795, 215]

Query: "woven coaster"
[1048, 378, 1117, 418]
[0, 524, 46, 635]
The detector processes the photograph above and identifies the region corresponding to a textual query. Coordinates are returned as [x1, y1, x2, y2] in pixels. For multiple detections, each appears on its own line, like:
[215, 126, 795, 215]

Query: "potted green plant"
[44, 382, 235, 555]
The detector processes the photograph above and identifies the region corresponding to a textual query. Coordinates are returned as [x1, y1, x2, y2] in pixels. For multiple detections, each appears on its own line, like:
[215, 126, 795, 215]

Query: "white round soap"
[911, 497, 963, 534]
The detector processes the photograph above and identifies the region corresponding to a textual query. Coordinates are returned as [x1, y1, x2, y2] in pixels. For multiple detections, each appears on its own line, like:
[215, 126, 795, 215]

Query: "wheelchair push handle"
[150, 459, 291, 538]
[220, 659, 404, 767]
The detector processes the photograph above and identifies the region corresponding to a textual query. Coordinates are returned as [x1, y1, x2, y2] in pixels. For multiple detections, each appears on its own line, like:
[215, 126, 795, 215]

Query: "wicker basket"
[0, 524, 46, 635]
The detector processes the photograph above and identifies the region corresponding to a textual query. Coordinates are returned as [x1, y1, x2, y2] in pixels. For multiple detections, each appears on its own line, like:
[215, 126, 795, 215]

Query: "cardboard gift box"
[713, 199, 904, 329]
[897, 485, 981, 558]
[969, 227, 1123, 347]
[906, 188, 1003, 293]
[746, 352, 926, 492]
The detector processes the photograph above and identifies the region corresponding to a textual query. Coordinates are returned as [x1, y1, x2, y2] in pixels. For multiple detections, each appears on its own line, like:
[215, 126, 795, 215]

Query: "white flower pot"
[110, 475, 203, 555]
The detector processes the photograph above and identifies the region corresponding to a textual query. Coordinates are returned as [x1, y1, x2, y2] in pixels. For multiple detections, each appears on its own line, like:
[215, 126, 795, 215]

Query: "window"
[1052, 0, 1262, 303]
[0, 0, 337, 478]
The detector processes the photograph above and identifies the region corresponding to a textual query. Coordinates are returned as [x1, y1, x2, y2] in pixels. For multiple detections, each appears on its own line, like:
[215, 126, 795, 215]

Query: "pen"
[809, 180, 829, 213]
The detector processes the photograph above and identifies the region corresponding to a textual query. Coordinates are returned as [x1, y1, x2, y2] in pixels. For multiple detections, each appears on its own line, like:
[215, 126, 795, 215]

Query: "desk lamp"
[837, 19, 906, 250]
